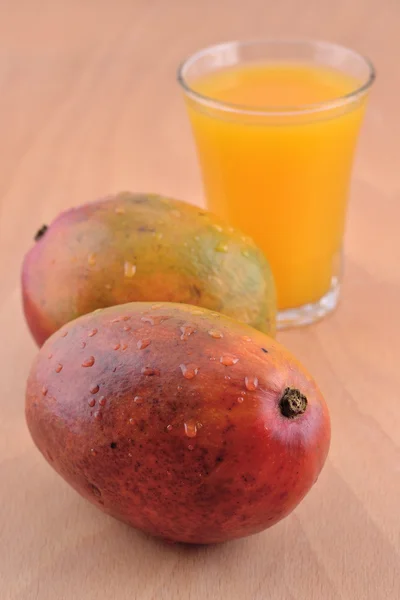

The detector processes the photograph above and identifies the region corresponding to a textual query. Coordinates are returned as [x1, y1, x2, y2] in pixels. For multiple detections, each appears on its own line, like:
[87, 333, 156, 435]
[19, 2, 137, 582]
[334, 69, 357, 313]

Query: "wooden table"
[1, 1, 399, 598]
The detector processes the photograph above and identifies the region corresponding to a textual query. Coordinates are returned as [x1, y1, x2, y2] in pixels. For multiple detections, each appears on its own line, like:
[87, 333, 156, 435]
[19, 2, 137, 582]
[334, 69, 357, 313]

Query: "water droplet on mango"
[180, 363, 199, 379]
[245, 376, 258, 391]
[55, 364, 63, 373]
[180, 324, 196, 341]
[141, 367, 160, 376]
[124, 261, 136, 278]
[220, 354, 239, 366]
[82, 356, 95, 367]
[88, 329, 98, 337]
[141, 316, 155, 326]
[184, 420, 197, 438]
[143, 315, 169, 326]
[90, 384, 99, 394]
[215, 242, 228, 253]
[137, 338, 151, 350]
[208, 329, 223, 339]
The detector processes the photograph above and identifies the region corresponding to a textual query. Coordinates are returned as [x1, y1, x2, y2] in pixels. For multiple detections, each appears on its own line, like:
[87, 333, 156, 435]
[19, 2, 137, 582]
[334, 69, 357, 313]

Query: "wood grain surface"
[1, 1, 399, 598]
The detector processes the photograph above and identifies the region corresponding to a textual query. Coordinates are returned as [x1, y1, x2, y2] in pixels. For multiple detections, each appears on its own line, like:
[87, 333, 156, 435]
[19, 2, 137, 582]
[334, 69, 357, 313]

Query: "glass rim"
[177, 38, 376, 117]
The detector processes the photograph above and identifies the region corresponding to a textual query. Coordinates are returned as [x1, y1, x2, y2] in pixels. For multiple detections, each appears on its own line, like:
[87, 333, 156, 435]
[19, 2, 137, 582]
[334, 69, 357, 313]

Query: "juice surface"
[187, 63, 365, 310]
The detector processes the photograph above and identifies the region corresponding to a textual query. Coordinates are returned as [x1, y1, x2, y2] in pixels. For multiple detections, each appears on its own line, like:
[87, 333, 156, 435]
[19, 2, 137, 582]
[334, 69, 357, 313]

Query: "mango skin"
[26, 303, 330, 544]
[22, 193, 276, 346]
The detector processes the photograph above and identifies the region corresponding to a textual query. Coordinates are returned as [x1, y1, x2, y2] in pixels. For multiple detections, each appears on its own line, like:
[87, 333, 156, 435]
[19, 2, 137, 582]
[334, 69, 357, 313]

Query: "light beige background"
[0, 1, 399, 598]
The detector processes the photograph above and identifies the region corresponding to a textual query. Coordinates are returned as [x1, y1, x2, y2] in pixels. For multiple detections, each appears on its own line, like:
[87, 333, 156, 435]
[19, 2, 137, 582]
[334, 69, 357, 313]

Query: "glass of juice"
[177, 40, 375, 328]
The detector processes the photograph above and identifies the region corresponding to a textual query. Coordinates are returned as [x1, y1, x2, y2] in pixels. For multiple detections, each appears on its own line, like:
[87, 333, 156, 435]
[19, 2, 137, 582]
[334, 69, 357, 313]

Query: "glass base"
[277, 277, 340, 330]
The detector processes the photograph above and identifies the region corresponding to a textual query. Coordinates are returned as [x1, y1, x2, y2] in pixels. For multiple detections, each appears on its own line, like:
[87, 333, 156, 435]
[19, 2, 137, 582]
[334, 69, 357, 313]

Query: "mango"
[21, 193, 276, 346]
[26, 302, 330, 544]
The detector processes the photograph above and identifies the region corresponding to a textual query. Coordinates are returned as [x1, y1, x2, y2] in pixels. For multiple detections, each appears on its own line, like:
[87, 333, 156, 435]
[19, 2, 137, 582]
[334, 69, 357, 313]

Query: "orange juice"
[186, 63, 366, 310]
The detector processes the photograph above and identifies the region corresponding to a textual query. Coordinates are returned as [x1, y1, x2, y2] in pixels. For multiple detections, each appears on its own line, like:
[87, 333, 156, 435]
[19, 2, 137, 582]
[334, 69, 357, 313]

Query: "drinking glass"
[178, 39, 375, 327]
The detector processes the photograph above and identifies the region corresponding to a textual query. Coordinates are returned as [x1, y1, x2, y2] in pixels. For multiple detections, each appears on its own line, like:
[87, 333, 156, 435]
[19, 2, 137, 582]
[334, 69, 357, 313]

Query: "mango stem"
[279, 387, 307, 418]
[34, 225, 48, 241]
